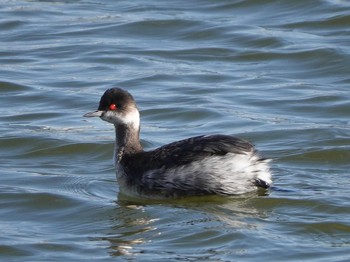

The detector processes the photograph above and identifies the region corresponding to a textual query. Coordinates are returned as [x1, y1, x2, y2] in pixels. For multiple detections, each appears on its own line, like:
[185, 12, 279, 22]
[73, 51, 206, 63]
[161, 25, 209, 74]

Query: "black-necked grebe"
[84, 88, 272, 198]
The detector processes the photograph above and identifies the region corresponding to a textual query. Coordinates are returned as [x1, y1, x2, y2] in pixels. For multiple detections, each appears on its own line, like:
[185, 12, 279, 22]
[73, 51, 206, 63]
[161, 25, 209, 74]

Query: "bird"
[84, 87, 272, 199]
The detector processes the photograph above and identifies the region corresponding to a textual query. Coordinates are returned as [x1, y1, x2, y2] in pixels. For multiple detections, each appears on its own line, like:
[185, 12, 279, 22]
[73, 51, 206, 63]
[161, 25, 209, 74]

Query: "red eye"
[109, 104, 117, 110]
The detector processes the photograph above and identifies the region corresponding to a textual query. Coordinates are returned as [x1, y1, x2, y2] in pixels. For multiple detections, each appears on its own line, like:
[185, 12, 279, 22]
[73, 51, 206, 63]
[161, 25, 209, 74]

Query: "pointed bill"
[83, 110, 104, 117]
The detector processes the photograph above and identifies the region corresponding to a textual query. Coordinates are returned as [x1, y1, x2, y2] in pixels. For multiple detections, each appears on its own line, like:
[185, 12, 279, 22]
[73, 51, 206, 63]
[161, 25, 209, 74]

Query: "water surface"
[1, 0, 350, 261]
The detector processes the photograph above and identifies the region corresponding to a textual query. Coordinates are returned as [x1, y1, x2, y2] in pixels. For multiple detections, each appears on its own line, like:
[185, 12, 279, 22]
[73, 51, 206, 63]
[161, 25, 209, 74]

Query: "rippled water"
[1, 0, 350, 261]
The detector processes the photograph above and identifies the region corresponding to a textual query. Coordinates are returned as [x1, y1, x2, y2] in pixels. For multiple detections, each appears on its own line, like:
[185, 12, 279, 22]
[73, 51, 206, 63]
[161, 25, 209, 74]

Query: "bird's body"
[84, 88, 272, 199]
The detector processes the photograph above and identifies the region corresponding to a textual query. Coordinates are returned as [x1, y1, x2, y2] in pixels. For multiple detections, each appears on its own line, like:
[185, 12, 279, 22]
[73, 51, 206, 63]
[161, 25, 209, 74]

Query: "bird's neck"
[114, 123, 143, 162]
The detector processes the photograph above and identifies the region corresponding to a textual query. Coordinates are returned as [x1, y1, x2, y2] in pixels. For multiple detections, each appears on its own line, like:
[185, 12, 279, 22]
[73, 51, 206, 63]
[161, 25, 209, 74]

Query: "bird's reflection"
[100, 191, 271, 257]
[102, 201, 156, 256]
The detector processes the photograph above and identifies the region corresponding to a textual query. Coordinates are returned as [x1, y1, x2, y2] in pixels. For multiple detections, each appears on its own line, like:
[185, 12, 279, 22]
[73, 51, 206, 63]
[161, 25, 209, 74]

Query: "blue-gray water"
[1, 0, 350, 261]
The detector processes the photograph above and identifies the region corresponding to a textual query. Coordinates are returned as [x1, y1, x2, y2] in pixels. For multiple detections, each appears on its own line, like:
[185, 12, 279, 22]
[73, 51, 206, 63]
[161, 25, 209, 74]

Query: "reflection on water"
[98, 194, 270, 258]
[103, 205, 154, 256]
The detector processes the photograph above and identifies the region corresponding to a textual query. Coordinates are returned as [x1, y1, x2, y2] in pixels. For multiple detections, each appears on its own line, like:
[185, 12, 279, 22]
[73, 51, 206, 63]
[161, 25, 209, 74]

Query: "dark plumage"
[84, 88, 272, 198]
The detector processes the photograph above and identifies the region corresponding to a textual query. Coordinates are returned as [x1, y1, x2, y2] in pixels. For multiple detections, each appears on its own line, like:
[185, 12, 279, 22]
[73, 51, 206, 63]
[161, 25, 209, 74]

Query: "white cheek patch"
[101, 108, 140, 128]
[100, 111, 116, 123]
[121, 109, 140, 128]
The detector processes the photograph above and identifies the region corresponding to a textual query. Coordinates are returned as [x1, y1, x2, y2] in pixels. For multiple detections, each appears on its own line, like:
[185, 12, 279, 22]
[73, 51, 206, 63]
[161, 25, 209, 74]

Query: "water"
[1, 0, 350, 261]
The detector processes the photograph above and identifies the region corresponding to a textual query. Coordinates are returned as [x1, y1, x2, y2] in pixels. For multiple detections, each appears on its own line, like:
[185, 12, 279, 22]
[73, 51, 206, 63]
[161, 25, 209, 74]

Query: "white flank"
[142, 151, 272, 196]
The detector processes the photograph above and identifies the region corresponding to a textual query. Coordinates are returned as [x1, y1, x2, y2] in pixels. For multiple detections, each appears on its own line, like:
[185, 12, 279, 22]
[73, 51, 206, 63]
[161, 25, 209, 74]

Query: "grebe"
[84, 88, 272, 198]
